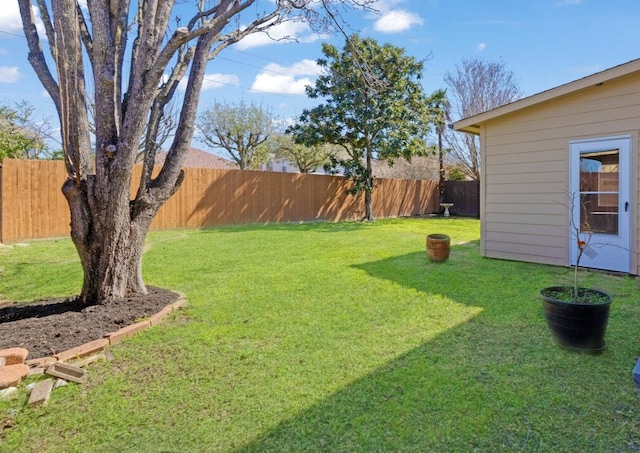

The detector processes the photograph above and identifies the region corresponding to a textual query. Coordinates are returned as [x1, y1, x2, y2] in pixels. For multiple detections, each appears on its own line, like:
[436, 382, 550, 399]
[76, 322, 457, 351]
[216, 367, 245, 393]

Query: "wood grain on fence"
[0, 159, 439, 243]
[443, 180, 480, 217]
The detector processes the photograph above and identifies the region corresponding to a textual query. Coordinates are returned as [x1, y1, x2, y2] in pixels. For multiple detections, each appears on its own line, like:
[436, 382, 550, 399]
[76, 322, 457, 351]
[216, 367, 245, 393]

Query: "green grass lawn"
[0, 217, 639, 452]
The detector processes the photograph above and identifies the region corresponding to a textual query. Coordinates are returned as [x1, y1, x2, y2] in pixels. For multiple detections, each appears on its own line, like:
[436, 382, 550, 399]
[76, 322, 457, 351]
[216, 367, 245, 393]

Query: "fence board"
[443, 181, 480, 218]
[1, 159, 439, 242]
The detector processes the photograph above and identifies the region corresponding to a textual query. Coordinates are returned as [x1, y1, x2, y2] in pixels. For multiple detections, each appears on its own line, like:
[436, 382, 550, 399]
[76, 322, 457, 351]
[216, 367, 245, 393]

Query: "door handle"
[625, 201, 629, 212]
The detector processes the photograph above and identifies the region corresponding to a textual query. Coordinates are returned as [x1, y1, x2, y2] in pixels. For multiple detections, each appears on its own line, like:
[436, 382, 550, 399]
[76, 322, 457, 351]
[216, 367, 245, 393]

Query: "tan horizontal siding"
[484, 212, 565, 227]
[483, 192, 561, 206]
[485, 148, 565, 165]
[485, 182, 563, 195]
[481, 73, 640, 271]
[485, 249, 566, 266]
[486, 222, 564, 237]
[487, 240, 566, 261]
[486, 170, 565, 185]
[488, 160, 565, 176]
[485, 230, 565, 248]
[485, 202, 565, 216]
[486, 83, 640, 138]
[486, 105, 640, 143]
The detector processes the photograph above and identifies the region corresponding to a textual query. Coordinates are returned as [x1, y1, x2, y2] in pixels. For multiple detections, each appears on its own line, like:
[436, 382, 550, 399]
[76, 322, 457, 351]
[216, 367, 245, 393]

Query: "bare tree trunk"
[62, 168, 162, 304]
[364, 149, 373, 221]
[438, 130, 445, 205]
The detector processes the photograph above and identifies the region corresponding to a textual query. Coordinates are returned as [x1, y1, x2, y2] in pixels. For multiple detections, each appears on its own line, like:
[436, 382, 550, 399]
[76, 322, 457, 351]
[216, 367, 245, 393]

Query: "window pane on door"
[579, 150, 619, 235]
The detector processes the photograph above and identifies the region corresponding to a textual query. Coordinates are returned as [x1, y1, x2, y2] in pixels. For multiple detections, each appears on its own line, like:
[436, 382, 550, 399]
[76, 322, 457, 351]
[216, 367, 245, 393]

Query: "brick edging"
[25, 292, 187, 367]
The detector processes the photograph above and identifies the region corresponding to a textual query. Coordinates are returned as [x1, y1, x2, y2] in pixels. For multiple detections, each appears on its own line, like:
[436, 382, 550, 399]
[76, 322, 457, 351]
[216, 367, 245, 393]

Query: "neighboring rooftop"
[154, 147, 237, 169]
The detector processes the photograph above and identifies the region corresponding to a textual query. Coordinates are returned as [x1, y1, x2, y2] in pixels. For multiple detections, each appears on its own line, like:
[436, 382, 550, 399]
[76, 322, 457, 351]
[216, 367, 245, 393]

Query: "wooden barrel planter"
[426, 234, 450, 263]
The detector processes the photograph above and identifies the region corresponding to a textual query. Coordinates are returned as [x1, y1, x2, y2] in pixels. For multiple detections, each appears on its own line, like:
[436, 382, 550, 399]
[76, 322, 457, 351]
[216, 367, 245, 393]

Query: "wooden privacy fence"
[443, 180, 480, 217]
[0, 159, 440, 243]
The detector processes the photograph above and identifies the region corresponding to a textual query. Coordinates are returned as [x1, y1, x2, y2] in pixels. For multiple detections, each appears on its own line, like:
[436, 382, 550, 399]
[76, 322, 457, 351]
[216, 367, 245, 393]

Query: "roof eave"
[455, 123, 481, 135]
[452, 57, 640, 135]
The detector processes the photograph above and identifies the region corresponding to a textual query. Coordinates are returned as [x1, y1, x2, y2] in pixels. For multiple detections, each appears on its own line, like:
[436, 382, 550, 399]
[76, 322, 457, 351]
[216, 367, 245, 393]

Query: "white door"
[569, 136, 631, 273]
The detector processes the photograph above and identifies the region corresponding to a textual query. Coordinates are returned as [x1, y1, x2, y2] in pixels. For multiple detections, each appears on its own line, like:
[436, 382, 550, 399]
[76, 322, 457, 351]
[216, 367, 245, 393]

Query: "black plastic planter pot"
[540, 286, 612, 351]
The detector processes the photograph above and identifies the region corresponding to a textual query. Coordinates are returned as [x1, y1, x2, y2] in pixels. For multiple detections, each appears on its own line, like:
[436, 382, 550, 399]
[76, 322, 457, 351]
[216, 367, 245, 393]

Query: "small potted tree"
[540, 194, 612, 351]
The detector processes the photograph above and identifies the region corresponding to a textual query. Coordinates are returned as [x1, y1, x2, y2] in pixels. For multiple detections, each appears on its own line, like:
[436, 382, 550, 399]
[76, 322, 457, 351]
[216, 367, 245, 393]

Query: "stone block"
[105, 320, 151, 345]
[0, 387, 18, 400]
[149, 305, 174, 327]
[28, 366, 46, 377]
[25, 357, 57, 368]
[0, 364, 30, 388]
[69, 351, 107, 368]
[54, 338, 108, 362]
[0, 347, 29, 365]
[45, 362, 87, 384]
[27, 378, 54, 408]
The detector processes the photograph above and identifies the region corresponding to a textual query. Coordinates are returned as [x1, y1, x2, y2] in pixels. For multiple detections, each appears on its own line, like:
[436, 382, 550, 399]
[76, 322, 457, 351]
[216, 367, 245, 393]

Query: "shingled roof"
[154, 147, 237, 169]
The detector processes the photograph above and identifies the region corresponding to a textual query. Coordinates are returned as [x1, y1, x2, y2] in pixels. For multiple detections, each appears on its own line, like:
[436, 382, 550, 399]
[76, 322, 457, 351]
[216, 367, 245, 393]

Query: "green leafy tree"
[288, 35, 435, 220]
[17, 0, 372, 305]
[0, 101, 59, 160]
[447, 167, 467, 181]
[270, 134, 337, 173]
[198, 101, 275, 170]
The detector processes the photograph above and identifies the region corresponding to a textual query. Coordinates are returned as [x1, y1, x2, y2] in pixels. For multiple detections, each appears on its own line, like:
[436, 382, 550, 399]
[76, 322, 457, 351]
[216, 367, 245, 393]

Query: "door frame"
[569, 135, 631, 273]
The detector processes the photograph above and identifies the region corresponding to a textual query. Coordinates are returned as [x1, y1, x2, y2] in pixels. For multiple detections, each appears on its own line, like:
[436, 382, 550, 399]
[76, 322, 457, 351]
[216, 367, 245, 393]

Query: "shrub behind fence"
[0, 159, 440, 243]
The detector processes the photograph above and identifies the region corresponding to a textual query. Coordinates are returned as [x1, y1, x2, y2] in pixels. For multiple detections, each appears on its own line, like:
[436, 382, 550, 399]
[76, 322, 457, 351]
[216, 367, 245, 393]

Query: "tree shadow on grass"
[236, 244, 640, 452]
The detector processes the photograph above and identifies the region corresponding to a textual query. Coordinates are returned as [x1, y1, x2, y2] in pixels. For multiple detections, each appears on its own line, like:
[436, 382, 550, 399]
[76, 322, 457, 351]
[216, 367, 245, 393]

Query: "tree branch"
[17, 0, 60, 111]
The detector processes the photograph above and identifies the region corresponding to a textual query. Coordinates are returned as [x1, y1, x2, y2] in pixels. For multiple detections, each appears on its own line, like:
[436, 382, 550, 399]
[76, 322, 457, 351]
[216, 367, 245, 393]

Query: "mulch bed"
[0, 287, 180, 359]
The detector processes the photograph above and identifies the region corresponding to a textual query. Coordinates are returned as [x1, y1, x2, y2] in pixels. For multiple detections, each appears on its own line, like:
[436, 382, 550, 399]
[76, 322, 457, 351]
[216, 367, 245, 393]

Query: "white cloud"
[373, 9, 423, 33]
[477, 42, 486, 52]
[367, 1, 423, 33]
[251, 73, 315, 95]
[234, 21, 326, 50]
[251, 60, 321, 95]
[178, 73, 239, 91]
[202, 74, 240, 90]
[0, 2, 24, 35]
[0, 66, 20, 83]
[0, 1, 45, 37]
[270, 59, 323, 77]
[372, 0, 407, 10]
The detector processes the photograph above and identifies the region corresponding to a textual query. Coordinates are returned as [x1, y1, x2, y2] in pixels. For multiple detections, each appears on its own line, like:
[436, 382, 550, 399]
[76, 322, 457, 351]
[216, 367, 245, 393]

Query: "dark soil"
[0, 287, 180, 359]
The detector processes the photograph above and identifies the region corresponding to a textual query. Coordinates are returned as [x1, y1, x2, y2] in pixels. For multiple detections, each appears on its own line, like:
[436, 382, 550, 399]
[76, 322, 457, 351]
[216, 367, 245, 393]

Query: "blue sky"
[1, 0, 640, 149]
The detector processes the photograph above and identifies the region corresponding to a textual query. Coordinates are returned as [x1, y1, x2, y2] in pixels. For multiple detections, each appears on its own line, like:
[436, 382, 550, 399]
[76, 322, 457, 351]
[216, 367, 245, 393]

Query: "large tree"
[287, 35, 435, 220]
[444, 58, 523, 180]
[198, 101, 275, 170]
[17, 0, 372, 304]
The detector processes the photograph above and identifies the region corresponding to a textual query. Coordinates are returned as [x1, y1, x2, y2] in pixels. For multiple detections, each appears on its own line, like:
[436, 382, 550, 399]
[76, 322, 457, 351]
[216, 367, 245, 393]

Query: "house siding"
[480, 73, 640, 273]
